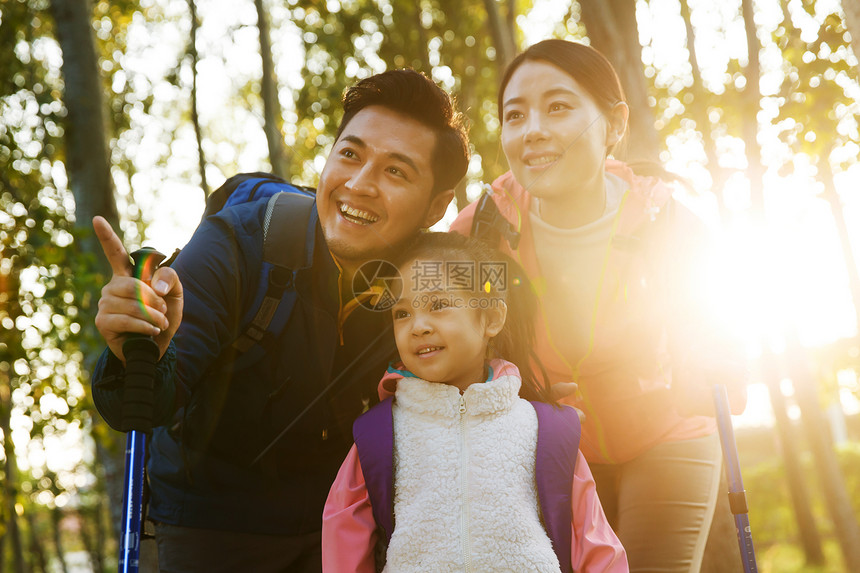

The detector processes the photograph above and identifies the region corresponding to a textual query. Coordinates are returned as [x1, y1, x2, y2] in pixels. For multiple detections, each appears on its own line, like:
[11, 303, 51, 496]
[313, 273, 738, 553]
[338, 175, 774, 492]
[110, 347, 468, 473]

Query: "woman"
[451, 39, 747, 572]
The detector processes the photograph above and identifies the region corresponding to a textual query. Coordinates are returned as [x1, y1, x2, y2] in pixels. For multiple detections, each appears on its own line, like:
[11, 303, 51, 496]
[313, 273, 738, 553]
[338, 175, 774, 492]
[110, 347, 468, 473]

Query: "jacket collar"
[381, 359, 522, 417]
[490, 160, 673, 248]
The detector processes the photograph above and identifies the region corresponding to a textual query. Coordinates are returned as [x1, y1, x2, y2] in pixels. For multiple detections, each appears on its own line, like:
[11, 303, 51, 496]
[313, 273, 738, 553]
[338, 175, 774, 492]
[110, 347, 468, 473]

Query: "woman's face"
[500, 60, 623, 201]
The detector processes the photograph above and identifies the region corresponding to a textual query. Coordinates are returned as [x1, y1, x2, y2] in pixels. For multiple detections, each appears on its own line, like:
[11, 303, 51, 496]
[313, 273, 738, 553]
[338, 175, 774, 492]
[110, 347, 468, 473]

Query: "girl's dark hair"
[398, 232, 554, 403]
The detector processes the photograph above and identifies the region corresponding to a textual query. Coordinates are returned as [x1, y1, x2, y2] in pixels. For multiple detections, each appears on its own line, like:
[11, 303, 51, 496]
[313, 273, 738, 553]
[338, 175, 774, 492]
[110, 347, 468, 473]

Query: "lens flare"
[131, 248, 167, 322]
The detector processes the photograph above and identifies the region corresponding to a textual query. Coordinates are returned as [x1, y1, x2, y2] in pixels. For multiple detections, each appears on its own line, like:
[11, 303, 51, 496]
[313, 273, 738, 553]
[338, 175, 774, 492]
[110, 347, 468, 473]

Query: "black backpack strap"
[231, 191, 316, 354]
[470, 187, 521, 250]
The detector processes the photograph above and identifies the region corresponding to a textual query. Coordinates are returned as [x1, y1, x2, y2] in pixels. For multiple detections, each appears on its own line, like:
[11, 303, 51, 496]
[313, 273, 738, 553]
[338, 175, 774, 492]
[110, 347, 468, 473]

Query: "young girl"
[322, 232, 627, 572]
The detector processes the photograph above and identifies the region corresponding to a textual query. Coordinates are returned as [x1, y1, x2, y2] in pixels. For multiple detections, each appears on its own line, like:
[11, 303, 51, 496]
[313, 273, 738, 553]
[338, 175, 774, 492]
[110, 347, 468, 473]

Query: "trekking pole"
[119, 247, 166, 573]
[713, 383, 758, 573]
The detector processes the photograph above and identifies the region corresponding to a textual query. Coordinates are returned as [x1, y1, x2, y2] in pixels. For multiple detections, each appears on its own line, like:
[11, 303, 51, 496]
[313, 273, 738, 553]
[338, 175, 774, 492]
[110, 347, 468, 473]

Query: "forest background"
[3, 0, 860, 571]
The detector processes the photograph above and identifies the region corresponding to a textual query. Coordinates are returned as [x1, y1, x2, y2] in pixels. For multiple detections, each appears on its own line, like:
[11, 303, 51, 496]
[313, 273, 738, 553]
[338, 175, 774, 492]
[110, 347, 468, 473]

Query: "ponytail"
[488, 261, 554, 403]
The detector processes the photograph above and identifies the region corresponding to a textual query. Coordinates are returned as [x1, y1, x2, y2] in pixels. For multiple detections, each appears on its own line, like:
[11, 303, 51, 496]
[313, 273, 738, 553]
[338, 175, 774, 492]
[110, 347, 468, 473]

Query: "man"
[91, 69, 469, 571]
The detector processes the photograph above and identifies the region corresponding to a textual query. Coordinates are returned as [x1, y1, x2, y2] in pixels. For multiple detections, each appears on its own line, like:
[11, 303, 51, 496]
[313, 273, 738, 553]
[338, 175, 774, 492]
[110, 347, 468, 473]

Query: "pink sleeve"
[322, 445, 378, 573]
[570, 451, 630, 572]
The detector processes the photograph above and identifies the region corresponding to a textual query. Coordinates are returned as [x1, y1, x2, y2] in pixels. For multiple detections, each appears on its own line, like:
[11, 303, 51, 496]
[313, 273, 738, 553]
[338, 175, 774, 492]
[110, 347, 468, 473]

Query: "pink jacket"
[322, 362, 628, 572]
[450, 161, 745, 465]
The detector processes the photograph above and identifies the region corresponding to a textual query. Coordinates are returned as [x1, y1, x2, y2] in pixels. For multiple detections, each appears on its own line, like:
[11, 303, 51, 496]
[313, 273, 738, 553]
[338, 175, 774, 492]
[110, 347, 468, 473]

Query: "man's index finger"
[92, 216, 132, 277]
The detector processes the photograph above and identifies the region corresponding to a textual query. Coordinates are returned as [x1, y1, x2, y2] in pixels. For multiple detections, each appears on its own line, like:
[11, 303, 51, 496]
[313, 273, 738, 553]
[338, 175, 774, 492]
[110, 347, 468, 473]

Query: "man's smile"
[338, 201, 380, 225]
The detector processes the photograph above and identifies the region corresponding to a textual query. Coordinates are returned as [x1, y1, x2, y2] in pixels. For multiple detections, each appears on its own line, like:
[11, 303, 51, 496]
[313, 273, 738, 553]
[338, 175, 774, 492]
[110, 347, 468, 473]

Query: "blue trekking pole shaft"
[713, 383, 758, 573]
[120, 430, 147, 572]
[119, 247, 165, 573]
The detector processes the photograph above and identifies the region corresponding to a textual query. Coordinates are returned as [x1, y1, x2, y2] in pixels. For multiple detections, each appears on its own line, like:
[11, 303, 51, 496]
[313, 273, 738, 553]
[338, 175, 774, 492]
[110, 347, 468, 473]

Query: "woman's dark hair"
[498, 39, 626, 127]
[337, 69, 470, 196]
[397, 232, 554, 403]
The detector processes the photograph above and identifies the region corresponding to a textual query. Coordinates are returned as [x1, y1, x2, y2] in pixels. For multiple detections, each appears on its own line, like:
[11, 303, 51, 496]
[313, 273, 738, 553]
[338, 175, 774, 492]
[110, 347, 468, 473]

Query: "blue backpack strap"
[230, 190, 316, 367]
[531, 401, 582, 573]
[352, 397, 395, 544]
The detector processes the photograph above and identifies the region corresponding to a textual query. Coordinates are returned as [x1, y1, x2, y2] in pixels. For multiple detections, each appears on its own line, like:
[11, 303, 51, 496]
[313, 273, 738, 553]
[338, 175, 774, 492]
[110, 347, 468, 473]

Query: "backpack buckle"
[269, 266, 294, 290]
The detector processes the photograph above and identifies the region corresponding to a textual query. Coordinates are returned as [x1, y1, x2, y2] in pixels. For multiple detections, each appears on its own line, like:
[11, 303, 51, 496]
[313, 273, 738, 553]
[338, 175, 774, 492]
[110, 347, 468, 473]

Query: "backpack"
[353, 397, 581, 573]
[179, 172, 318, 371]
[146, 172, 318, 490]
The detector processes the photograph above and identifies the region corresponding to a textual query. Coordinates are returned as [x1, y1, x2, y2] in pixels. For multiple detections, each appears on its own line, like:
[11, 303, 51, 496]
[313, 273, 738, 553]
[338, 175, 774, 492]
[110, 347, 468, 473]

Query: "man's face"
[317, 106, 453, 269]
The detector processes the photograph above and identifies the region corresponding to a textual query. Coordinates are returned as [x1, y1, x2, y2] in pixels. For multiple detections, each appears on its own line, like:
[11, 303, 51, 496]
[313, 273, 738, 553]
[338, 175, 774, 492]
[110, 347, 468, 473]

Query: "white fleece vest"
[382, 372, 560, 573]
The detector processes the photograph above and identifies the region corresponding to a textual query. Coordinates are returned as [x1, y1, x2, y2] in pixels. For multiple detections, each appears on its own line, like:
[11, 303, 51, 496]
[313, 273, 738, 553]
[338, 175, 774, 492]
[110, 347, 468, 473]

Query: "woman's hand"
[550, 381, 586, 422]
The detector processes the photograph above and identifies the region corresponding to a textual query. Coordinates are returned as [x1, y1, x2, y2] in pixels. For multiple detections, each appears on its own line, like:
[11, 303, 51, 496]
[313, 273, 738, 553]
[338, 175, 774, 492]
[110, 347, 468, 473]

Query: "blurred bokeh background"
[2, 0, 859, 570]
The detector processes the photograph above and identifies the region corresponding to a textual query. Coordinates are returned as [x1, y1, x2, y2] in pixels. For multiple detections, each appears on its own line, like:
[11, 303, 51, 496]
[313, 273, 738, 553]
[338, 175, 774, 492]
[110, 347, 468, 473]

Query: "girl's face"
[392, 257, 506, 393]
[500, 60, 625, 202]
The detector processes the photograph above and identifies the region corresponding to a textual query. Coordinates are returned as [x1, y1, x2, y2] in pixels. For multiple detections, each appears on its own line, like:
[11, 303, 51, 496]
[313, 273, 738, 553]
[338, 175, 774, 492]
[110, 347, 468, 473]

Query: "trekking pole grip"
[120, 247, 166, 433]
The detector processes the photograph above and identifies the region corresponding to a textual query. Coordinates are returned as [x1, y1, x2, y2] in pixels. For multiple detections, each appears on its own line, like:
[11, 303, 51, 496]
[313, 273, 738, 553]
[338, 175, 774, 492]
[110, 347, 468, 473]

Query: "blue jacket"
[92, 198, 397, 535]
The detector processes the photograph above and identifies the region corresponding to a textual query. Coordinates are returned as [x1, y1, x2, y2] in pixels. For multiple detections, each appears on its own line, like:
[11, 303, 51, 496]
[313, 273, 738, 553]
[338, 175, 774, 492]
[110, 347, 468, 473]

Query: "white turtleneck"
[529, 173, 627, 362]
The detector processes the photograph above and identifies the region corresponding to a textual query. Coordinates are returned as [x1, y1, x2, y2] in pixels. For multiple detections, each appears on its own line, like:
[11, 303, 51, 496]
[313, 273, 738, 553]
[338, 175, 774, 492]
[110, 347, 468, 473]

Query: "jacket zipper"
[459, 394, 472, 572]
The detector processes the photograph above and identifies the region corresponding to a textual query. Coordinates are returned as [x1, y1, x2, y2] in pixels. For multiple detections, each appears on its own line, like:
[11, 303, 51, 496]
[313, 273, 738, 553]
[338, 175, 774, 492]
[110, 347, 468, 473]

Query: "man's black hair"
[336, 69, 470, 195]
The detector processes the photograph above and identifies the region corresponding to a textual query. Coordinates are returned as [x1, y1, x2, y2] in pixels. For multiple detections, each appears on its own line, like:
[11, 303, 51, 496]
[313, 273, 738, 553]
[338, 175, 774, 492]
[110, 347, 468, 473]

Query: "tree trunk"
[0, 253, 25, 573]
[785, 331, 860, 571]
[49, 0, 126, 551]
[411, 1, 432, 72]
[819, 161, 860, 336]
[381, 0, 431, 72]
[51, 507, 68, 573]
[0, 378, 25, 573]
[578, 0, 660, 162]
[77, 508, 104, 573]
[48, 0, 118, 237]
[840, 0, 860, 81]
[255, 0, 288, 178]
[761, 347, 825, 566]
[740, 0, 765, 218]
[77, 510, 96, 573]
[678, 0, 728, 218]
[93, 429, 125, 555]
[25, 513, 48, 573]
[482, 0, 517, 71]
[93, 498, 107, 573]
[187, 0, 209, 198]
